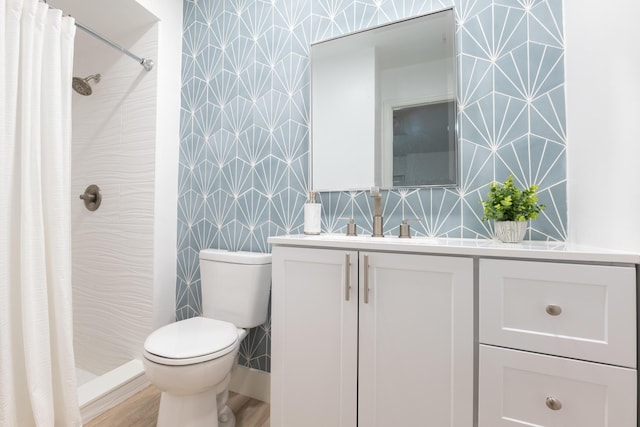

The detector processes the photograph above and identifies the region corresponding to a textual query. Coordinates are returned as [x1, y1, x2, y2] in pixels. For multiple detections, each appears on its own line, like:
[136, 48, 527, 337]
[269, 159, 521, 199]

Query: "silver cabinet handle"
[344, 254, 350, 301]
[546, 304, 562, 316]
[363, 254, 370, 304]
[545, 396, 562, 411]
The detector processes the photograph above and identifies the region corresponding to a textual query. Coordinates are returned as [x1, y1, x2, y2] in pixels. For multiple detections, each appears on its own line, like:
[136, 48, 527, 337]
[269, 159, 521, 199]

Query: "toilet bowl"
[142, 250, 271, 427]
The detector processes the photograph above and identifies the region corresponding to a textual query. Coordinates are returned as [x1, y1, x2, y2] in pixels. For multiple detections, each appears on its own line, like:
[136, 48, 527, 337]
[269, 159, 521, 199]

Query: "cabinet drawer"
[479, 259, 636, 367]
[479, 345, 637, 427]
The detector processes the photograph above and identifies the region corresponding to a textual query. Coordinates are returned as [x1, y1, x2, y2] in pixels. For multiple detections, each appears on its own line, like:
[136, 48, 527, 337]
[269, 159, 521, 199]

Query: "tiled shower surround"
[73, 25, 158, 375]
[178, 0, 566, 371]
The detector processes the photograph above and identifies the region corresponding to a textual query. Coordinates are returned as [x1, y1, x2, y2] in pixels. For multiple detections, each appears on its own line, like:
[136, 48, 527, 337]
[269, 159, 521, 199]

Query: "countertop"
[268, 234, 640, 264]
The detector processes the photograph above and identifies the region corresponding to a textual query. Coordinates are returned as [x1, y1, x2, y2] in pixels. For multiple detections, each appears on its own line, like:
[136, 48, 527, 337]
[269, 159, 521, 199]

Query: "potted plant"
[481, 175, 546, 243]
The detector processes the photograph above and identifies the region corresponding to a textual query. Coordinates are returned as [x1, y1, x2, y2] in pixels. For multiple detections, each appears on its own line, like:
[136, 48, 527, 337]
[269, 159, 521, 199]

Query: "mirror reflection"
[311, 8, 457, 191]
[390, 100, 457, 186]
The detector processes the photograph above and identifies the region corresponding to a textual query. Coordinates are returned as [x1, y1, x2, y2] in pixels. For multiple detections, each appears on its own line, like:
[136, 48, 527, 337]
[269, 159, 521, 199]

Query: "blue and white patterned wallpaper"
[178, 0, 566, 372]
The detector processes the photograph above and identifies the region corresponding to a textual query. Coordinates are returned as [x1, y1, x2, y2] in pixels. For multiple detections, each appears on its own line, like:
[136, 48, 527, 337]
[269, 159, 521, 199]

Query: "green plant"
[482, 175, 546, 222]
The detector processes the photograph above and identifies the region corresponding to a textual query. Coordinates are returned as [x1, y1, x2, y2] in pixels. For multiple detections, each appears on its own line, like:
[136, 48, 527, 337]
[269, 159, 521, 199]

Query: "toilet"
[143, 249, 271, 427]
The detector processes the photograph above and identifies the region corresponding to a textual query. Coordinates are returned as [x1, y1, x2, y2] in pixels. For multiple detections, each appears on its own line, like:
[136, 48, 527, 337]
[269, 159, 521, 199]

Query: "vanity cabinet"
[271, 246, 474, 427]
[478, 259, 637, 426]
[269, 234, 639, 427]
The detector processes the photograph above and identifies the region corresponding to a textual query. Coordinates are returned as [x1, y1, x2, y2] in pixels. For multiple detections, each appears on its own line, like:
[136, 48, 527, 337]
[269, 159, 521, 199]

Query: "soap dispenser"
[303, 192, 321, 235]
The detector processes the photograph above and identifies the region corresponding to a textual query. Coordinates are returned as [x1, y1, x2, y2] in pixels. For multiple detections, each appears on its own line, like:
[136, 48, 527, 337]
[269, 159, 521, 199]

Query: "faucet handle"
[398, 218, 421, 239]
[338, 217, 357, 236]
[369, 187, 384, 237]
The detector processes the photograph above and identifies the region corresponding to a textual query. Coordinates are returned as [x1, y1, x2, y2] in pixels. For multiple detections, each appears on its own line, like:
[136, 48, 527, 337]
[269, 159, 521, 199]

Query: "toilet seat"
[144, 316, 239, 366]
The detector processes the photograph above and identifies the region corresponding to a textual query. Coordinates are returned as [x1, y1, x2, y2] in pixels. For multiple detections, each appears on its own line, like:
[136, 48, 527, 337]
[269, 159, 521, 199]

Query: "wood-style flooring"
[85, 386, 270, 427]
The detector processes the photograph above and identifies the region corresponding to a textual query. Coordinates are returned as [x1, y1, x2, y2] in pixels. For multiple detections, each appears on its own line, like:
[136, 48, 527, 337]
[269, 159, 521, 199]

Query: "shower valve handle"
[79, 184, 102, 211]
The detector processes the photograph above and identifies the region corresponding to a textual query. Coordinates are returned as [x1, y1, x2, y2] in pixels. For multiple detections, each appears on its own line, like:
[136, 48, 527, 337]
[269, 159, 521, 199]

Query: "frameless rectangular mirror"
[311, 8, 457, 191]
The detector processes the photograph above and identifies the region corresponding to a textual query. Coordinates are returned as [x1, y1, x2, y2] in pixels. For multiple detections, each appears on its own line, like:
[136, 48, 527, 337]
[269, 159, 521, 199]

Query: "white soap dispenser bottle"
[303, 192, 321, 235]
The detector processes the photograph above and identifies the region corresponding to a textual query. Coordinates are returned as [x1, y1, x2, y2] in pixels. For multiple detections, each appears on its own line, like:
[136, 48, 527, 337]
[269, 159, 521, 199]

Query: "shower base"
[78, 359, 149, 423]
[76, 367, 98, 386]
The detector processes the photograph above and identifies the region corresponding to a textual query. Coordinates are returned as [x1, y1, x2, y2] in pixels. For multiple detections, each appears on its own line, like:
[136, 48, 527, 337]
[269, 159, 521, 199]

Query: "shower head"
[72, 74, 101, 96]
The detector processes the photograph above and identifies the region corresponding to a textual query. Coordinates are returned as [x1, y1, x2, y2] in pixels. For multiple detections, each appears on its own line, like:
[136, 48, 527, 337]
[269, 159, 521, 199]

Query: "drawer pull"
[545, 396, 562, 411]
[545, 304, 562, 316]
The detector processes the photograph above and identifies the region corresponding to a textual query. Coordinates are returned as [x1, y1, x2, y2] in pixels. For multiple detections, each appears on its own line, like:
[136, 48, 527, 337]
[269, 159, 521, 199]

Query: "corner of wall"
[135, 0, 184, 327]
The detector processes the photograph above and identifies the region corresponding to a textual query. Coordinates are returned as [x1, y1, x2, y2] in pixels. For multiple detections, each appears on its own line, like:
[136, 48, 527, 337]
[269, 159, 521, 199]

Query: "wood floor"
[85, 386, 270, 427]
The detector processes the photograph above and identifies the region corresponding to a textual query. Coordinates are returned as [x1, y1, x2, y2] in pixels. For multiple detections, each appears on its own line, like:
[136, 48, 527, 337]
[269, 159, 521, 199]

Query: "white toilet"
[143, 249, 271, 427]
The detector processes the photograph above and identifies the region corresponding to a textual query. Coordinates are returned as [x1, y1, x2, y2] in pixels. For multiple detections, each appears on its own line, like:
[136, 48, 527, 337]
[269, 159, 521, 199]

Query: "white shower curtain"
[0, 0, 81, 425]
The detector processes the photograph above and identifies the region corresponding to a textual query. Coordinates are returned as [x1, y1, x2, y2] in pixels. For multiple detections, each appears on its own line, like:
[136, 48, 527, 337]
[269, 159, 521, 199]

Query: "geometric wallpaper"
[178, 0, 566, 372]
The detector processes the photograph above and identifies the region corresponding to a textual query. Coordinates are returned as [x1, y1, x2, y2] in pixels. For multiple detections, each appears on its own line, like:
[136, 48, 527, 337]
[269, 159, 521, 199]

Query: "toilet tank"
[199, 249, 271, 328]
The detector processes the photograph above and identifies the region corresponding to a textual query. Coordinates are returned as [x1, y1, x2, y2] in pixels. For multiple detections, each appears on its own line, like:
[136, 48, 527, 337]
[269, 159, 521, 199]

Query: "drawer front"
[479, 345, 637, 427]
[479, 259, 636, 367]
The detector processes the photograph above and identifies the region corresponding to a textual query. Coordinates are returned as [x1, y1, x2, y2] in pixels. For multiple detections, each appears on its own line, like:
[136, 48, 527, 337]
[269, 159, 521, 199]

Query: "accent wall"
[178, 0, 566, 371]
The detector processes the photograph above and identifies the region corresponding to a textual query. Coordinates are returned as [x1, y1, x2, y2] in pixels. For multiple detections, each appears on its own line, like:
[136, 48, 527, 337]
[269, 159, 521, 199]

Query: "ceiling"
[47, 0, 158, 40]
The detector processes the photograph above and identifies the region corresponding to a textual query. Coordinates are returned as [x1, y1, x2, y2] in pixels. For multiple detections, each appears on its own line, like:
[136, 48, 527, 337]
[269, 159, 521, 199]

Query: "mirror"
[311, 8, 457, 191]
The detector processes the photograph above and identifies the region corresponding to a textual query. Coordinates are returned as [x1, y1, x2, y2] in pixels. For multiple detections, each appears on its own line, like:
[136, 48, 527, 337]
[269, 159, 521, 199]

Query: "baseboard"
[229, 365, 271, 403]
[79, 359, 150, 423]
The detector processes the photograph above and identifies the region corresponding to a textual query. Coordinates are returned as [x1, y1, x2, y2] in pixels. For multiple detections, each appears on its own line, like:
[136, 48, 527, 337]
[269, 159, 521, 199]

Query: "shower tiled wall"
[72, 25, 158, 374]
[178, 0, 566, 371]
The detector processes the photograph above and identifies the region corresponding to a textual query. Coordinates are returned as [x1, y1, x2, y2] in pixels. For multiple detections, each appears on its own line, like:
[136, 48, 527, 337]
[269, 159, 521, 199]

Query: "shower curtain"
[0, 0, 81, 425]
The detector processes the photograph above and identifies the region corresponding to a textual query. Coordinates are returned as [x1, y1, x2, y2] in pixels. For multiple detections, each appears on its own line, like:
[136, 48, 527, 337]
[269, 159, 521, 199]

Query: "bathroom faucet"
[370, 187, 384, 237]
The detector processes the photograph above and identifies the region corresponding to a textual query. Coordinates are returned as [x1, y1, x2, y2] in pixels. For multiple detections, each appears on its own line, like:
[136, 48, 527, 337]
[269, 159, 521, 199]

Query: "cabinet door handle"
[545, 396, 562, 411]
[546, 304, 562, 316]
[363, 254, 370, 304]
[344, 254, 350, 301]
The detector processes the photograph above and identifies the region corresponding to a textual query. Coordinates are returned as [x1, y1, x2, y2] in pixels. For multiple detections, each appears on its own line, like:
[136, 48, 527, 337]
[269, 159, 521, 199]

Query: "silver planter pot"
[494, 220, 527, 243]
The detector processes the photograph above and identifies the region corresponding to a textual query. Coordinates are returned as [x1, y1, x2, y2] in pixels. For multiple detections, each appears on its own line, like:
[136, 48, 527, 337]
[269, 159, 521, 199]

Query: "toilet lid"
[144, 317, 238, 360]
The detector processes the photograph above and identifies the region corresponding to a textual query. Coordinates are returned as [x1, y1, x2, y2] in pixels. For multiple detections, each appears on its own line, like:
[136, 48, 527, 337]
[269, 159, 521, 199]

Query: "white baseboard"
[79, 359, 150, 424]
[229, 365, 270, 403]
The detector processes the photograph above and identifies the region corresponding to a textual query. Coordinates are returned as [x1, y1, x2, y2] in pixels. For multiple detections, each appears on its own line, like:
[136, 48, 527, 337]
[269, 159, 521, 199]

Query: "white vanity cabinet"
[478, 259, 638, 426]
[269, 234, 639, 427]
[271, 245, 474, 427]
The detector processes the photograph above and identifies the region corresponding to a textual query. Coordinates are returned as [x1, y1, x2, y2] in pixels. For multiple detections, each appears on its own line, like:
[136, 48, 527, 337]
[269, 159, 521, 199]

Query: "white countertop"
[268, 234, 640, 264]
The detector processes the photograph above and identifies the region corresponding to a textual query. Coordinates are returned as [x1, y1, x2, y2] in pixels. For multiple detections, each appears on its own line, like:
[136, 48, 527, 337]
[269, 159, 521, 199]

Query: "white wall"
[380, 59, 452, 103]
[312, 47, 376, 191]
[135, 0, 182, 329]
[565, 0, 640, 252]
[71, 24, 159, 374]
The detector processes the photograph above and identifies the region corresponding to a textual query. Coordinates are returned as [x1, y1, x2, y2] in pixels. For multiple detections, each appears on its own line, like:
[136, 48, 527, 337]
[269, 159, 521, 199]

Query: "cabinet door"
[271, 246, 358, 427]
[479, 345, 637, 427]
[358, 252, 473, 427]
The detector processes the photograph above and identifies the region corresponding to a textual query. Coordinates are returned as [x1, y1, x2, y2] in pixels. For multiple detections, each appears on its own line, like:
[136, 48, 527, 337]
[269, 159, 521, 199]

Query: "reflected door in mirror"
[387, 100, 457, 187]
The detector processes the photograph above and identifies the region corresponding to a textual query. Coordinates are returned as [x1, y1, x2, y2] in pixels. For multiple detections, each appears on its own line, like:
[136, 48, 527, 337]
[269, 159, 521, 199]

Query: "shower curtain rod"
[74, 21, 154, 71]
[43, 1, 154, 71]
